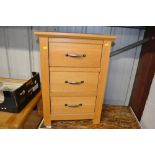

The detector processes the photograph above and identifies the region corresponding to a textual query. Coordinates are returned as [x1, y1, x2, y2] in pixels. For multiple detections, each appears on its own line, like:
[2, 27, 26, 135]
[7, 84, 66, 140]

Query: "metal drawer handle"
[65, 81, 84, 84]
[64, 104, 82, 108]
[65, 53, 86, 58]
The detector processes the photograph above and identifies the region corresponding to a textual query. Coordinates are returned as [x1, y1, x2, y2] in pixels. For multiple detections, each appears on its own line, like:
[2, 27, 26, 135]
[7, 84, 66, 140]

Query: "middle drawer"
[50, 72, 99, 96]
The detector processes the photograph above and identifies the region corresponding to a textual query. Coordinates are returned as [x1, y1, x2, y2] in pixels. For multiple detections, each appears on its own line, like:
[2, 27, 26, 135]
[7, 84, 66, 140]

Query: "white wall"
[140, 75, 155, 128]
[0, 26, 145, 106]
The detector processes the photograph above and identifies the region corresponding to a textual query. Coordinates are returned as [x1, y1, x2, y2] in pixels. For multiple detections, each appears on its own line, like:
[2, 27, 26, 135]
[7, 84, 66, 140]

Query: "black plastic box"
[0, 72, 41, 113]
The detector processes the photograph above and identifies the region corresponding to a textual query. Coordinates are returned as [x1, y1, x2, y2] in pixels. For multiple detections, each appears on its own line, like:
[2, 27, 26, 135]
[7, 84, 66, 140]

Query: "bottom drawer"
[51, 97, 96, 115]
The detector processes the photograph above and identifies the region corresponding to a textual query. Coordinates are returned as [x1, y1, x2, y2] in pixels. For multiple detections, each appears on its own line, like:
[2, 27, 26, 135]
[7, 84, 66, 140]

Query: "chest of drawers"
[35, 32, 116, 127]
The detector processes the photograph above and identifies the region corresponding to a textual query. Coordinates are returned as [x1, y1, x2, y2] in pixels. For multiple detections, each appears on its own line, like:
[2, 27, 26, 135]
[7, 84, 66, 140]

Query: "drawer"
[50, 72, 99, 95]
[49, 43, 102, 67]
[51, 97, 96, 115]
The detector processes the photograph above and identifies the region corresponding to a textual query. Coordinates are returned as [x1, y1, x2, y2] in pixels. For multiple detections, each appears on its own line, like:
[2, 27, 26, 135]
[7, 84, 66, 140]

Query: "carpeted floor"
[40, 105, 140, 129]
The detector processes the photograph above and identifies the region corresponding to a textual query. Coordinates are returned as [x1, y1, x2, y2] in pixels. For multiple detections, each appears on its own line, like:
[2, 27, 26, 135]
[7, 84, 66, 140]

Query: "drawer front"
[50, 72, 99, 94]
[49, 43, 102, 67]
[51, 97, 96, 115]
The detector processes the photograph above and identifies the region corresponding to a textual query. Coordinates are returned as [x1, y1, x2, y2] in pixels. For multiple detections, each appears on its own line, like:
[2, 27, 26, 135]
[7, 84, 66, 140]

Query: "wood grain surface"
[49, 43, 102, 67]
[0, 91, 42, 128]
[35, 32, 116, 126]
[50, 72, 99, 95]
[39, 37, 51, 126]
[49, 38, 104, 44]
[51, 97, 96, 115]
[34, 32, 117, 40]
[93, 40, 112, 124]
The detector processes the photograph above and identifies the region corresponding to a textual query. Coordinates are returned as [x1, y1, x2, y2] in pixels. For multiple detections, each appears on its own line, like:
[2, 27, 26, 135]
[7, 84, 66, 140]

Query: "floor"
[40, 105, 140, 129]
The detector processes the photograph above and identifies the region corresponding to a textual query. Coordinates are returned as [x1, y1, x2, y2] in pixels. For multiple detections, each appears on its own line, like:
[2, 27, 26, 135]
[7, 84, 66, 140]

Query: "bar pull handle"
[64, 104, 82, 108]
[65, 81, 84, 84]
[65, 53, 86, 58]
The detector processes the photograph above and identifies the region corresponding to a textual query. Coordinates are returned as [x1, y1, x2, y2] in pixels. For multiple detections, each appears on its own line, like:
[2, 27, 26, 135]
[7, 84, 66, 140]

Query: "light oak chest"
[35, 32, 116, 127]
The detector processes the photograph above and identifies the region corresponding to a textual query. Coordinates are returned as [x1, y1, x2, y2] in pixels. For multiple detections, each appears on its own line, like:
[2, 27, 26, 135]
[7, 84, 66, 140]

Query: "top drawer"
[49, 43, 102, 67]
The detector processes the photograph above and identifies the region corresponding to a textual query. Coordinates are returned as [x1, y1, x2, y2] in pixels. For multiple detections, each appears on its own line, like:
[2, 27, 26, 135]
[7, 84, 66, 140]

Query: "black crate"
[0, 72, 41, 113]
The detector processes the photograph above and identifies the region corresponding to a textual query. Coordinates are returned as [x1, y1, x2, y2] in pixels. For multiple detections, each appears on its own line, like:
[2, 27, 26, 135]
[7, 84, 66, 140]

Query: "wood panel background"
[0, 26, 145, 106]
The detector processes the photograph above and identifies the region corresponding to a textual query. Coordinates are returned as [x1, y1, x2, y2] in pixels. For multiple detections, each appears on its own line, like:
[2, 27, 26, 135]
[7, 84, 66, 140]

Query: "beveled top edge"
[34, 31, 117, 40]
